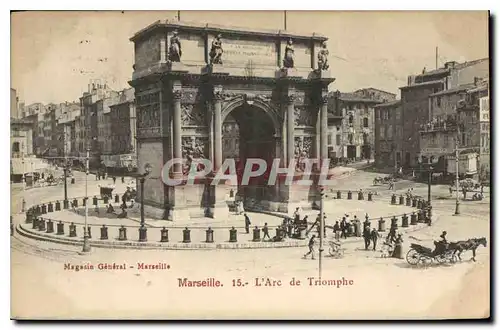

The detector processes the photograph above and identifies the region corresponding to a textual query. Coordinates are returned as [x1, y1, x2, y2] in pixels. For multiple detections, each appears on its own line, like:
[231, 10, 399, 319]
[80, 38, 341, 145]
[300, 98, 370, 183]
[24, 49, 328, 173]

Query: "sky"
[11, 11, 489, 105]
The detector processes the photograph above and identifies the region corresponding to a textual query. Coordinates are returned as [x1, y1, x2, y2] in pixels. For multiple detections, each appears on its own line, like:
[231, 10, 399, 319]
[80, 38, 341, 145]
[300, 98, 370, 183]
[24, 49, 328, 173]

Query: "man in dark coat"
[333, 221, 340, 240]
[363, 226, 371, 250]
[340, 217, 348, 239]
[371, 228, 379, 251]
[244, 213, 251, 234]
[262, 222, 271, 241]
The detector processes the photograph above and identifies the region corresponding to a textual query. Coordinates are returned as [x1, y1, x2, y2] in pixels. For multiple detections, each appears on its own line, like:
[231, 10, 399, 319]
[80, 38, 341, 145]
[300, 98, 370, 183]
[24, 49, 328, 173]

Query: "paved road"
[10, 168, 490, 319]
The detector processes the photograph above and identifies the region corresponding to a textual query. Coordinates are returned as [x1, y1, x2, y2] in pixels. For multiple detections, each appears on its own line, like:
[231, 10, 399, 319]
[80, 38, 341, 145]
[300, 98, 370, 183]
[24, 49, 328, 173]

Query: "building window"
[437, 97, 441, 107]
[363, 117, 369, 128]
[327, 134, 332, 145]
[336, 134, 341, 146]
[12, 142, 20, 153]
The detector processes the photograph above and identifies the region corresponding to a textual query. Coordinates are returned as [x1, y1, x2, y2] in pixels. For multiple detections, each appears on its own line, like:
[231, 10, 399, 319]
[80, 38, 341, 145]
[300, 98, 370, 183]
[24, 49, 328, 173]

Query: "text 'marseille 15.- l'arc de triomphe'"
[129, 20, 335, 221]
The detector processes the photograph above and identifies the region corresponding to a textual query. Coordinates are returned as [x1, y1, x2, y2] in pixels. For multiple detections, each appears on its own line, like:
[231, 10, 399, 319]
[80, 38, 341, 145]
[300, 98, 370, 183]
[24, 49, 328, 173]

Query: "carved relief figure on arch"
[130, 19, 335, 220]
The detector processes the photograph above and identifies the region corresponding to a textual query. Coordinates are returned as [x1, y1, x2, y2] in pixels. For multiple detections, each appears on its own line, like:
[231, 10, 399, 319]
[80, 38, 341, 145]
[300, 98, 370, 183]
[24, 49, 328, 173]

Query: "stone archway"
[222, 102, 279, 203]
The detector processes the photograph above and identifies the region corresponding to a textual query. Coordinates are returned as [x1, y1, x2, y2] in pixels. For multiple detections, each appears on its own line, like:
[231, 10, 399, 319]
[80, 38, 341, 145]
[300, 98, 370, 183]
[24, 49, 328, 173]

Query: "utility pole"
[318, 187, 324, 279]
[454, 132, 460, 215]
[435, 46, 438, 69]
[177, 11, 180, 21]
[63, 128, 68, 204]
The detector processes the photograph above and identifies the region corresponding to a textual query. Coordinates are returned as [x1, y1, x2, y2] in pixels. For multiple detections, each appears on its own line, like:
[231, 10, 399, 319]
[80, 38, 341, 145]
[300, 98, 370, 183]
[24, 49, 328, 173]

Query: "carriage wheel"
[435, 254, 447, 264]
[406, 249, 420, 265]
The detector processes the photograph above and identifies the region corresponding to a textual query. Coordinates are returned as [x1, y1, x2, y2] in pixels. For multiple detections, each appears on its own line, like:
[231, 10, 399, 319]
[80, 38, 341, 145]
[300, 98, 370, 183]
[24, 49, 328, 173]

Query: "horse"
[451, 237, 487, 262]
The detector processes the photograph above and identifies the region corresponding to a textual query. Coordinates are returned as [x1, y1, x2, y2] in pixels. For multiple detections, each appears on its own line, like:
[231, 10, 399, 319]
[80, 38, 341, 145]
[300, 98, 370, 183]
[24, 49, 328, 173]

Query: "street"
[10, 168, 490, 319]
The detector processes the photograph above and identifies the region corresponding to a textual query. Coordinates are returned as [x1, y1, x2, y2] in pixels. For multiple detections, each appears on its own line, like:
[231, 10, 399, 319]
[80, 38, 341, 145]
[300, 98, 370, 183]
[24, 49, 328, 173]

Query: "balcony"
[419, 117, 458, 133]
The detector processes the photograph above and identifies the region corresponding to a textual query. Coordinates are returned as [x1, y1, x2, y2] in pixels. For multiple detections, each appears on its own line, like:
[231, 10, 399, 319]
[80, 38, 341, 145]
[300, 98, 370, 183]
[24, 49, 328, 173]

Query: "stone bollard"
[84, 226, 92, 239]
[103, 196, 109, 204]
[347, 191, 352, 200]
[253, 226, 261, 242]
[41, 204, 47, 214]
[139, 225, 147, 242]
[100, 225, 108, 240]
[417, 199, 422, 209]
[368, 192, 373, 201]
[358, 191, 364, 200]
[410, 212, 417, 225]
[38, 218, 46, 231]
[378, 217, 386, 232]
[418, 211, 423, 221]
[229, 227, 237, 243]
[406, 196, 411, 207]
[32, 216, 39, 229]
[275, 227, 282, 241]
[73, 199, 78, 208]
[115, 194, 120, 203]
[206, 227, 214, 243]
[402, 214, 409, 227]
[412, 198, 417, 208]
[160, 227, 169, 242]
[56, 221, 65, 235]
[46, 219, 54, 233]
[25, 210, 33, 224]
[48, 202, 54, 213]
[35, 205, 41, 215]
[93, 196, 98, 206]
[399, 195, 404, 205]
[118, 225, 127, 241]
[71, 177, 75, 184]
[391, 194, 396, 205]
[183, 227, 191, 243]
[63, 199, 69, 209]
[69, 223, 77, 237]
[337, 190, 341, 199]
[391, 216, 398, 229]
[55, 201, 61, 211]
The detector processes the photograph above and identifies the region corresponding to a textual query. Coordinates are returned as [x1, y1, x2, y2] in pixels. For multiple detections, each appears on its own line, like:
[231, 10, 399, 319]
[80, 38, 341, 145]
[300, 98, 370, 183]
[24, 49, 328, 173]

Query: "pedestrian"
[392, 234, 404, 259]
[371, 228, 379, 251]
[244, 213, 251, 234]
[293, 207, 300, 223]
[480, 184, 484, 194]
[262, 222, 270, 241]
[340, 217, 348, 239]
[107, 204, 115, 214]
[363, 226, 371, 250]
[333, 221, 340, 240]
[287, 219, 294, 238]
[302, 215, 309, 231]
[303, 235, 316, 260]
[112, 176, 116, 184]
[387, 225, 397, 243]
[121, 176, 125, 184]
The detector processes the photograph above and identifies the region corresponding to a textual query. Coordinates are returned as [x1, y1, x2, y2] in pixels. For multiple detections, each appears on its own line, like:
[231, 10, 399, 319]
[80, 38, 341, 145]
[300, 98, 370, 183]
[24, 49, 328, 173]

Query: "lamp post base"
[80, 236, 91, 254]
[454, 201, 460, 215]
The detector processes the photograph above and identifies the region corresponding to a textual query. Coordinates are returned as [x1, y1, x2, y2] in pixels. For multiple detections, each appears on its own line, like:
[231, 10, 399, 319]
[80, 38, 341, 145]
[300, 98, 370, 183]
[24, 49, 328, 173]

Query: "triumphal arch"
[129, 20, 335, 221]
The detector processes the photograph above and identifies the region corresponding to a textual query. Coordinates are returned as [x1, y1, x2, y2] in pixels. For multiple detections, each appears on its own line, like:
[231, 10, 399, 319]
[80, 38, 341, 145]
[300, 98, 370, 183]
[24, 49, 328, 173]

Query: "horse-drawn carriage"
[406, 237, 488, 265]
[373, 174, 399, 186]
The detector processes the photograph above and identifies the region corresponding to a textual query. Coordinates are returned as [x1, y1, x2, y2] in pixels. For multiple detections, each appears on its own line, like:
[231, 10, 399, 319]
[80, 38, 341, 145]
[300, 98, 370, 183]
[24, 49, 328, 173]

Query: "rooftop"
[400, 80, 443, 90]
[429, 83, 476, 97]
[373, 100, 401, 108]
[131, 19, 328, 43]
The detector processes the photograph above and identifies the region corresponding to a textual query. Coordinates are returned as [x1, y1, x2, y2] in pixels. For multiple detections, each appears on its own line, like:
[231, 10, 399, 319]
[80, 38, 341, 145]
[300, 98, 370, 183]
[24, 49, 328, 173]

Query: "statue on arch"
[209, 34, 224, 65]
[283, 38, 295, 69]
[317, 41, 329, 71]
[168, 30, 182, 62]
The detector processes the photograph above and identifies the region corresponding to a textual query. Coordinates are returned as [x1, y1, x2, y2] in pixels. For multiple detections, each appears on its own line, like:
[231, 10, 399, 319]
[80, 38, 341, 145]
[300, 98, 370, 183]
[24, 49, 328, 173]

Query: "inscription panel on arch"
[222, 39, 277, 67]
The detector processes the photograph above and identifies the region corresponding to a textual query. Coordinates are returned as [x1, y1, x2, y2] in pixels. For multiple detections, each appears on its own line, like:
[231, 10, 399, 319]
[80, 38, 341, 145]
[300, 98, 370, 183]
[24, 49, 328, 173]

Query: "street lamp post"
[139, 163, 152, 226]
[63, 129, 68, 203]
[318, 187, 325, 279]
[418, 156, 437, 206]
[454, 134, 461, 215]
[81, 148, 91, 254]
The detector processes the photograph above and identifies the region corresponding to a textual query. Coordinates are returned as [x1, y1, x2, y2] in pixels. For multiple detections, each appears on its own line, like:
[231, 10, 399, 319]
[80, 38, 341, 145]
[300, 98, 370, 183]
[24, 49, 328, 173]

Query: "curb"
[16, 224, 308, 251]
